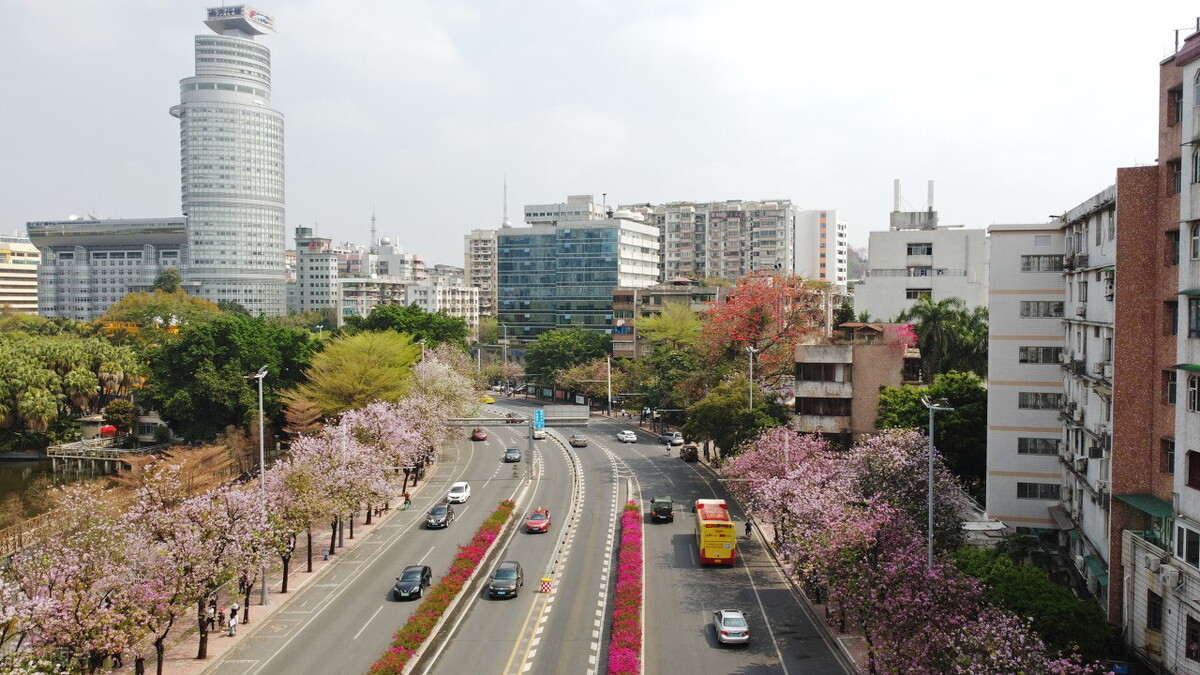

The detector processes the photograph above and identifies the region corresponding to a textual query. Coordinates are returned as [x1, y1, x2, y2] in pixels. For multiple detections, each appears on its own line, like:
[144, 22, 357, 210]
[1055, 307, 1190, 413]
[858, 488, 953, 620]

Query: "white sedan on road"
[616, 430, 638, 443]
[447, 481, 471, 503]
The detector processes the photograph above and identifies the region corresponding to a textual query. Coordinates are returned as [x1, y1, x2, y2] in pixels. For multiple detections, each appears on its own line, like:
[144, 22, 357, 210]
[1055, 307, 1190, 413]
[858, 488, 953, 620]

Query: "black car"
[392, 565, 433, 600]
[426, 504, 455, 529]
[488, 560, 524, 598]
[503, 446, 522, 462]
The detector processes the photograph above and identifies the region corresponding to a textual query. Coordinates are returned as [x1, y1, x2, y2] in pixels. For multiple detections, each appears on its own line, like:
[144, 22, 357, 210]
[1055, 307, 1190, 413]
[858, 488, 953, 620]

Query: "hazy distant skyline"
[4, 1, 1198, 267]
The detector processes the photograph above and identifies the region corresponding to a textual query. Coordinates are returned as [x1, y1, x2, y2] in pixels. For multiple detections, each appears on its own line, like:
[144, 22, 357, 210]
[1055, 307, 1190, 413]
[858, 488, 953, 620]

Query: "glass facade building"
[170, 6, 286, 315]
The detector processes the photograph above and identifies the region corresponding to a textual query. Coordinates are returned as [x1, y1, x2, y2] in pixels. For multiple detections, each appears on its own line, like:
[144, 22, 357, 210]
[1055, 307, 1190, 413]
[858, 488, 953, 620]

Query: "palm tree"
[897, 296, 970, 379]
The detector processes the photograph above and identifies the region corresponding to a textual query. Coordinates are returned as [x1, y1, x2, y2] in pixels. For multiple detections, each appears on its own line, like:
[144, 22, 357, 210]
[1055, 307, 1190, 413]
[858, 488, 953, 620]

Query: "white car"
[712, 609, 750, 645]
[447, 481, 471, 503]
[532, 428, 547, 440]
[616, 430, 638, 443]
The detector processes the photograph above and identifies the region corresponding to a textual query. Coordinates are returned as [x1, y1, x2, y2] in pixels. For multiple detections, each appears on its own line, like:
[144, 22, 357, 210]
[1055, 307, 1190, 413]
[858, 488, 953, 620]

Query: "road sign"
[534, 409, 545, 429]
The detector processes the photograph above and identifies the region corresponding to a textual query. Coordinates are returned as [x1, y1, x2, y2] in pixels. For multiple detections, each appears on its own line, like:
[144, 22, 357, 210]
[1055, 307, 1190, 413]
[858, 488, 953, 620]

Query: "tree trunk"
[154, 638, 165, 675]
[365, 503, 373, 525]
[306, 527, 313, 572]
[328, 517, 337, 557]
[242, 585, 251, 624]
[195, 598, 209, 659]
[349, 510, 355, 539]
[281, 552, 292, 593]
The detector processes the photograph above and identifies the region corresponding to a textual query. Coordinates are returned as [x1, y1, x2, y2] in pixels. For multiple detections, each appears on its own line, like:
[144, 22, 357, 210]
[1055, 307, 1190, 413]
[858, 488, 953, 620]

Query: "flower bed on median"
[608, 500, 643, 675]
[370, 499, 517, 674]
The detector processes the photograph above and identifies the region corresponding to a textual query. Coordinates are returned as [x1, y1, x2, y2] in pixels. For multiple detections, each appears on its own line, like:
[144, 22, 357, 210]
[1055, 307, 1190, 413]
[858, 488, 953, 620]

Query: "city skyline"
[3, 2, 1198, 268]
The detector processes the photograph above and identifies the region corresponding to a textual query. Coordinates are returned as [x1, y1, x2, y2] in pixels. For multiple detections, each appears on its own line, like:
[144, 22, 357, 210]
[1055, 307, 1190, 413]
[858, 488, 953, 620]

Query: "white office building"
[795, 209, 848, 290]
[855, 181, 987, 321]
[170, 6, 286, 315]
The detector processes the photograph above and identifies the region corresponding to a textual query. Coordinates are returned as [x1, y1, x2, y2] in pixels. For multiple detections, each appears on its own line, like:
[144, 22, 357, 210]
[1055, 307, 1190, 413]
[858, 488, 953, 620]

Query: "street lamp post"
[921, 395, 954, 571]
[745, 346, 759, 409]
[245, 366, 269, 606]
[606, 356, 613, 417]
[500, 323, 508, 366]
[418, 338, 427, 362]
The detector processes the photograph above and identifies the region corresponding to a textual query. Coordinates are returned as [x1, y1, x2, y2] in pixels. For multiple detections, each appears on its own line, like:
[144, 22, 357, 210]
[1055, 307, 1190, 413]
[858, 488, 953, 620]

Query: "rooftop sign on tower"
[205, 5, 276, 36]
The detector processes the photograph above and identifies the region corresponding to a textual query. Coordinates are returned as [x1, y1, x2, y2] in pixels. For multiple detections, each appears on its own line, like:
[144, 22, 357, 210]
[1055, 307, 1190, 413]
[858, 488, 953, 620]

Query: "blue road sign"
[534, 410, 545, 429]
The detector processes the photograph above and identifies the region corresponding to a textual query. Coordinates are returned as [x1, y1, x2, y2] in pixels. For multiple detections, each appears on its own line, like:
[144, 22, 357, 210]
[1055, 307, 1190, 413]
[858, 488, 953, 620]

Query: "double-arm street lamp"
[746, 346, 759, 409]
[921, 395, 954, 571]
[245, 366, 269, 606]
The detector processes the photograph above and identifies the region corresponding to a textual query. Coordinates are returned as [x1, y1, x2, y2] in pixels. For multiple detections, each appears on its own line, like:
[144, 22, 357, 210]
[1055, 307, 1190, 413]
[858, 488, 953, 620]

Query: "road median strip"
[607, 500, 643, 675]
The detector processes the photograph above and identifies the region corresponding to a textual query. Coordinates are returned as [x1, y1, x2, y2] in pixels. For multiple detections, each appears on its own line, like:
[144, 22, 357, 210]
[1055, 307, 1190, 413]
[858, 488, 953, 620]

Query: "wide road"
[205, 409, 535, 675]
[419, 398, 629, 675]
[602, 414, 855, 675]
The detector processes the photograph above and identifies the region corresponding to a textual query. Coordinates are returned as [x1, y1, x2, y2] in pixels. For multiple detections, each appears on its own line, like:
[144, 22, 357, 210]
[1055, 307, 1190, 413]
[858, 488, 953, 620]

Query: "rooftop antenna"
[370, 207, 377, 249]
[501, 177, 512, 228]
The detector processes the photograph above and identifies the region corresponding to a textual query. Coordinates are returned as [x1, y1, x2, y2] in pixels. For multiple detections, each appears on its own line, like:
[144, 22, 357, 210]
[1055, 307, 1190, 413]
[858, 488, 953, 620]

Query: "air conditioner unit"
[1160, 564, 1181, 588]
[1076, 303, 1087, 318]
[1088, 445, 1103, 459]
[1074, 408, 1085, 424]
[1145, 553, 1162, 573]
[1103, 363, 1113, 379]
[1059, 352, 1070, 364]
[1074, 456, 1088, 472]
[1093, 362, 1105, 374]
[1096, 479, 1110, 494]
[1074, 554, 1086, 569]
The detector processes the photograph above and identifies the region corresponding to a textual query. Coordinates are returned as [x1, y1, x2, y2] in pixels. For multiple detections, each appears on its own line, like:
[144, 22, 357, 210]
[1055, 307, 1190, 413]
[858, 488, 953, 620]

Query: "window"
[1017, 437, 1058, 455]
[905, 288, 932, 299]
[1148, 591, 1164, 632]
[1169, 300, 1180, 336]
[1016, 482, 1060, 500]
[1179, 525, 1200, 568]
[1194, 150, 1200, 185]
[795, 398, 852, 416]
[1172, 86, 1184, 124]
[906, 243, 933, 255]
[1190, 450, 1200, 489]
[1193, 223, 1200, 260]
[1018, 392, 1063, 410]
[1020, 301, 1064, 318]
[1191, 376, 1200, 412]
[1164, 439, 1177, 474]
[1018, 346, 1063, 364]
[1188, 615, 1200, 662]
[796, 363, 840, 382]
[1167, 370, 1179, 405]
[1170, 230, 1182, 265]
[1020, 255, 1064, 272]
[1173, 160, 1184, 195]
[908, 267, 932, 277]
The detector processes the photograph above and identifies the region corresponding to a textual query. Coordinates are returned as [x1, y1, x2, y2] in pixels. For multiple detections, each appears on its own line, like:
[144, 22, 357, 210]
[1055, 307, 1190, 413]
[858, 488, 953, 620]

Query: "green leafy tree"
[101, 289, 222, 328]
[681, 377, 789, 458]
[953, 547, 1111, 661]
[832, 300, 855, 328]
[285, 331, 419, 417]
[103, 399, 139, 436]
[216, 300, 250, 316]
[875, 371, 988, 496]
[635, 301, 702, 349]
[896, 296, 989, 379]
[343, 304, 469, 349]
[151, 268, 183, 294]
[477, 316, 499, 345]
[522, 328, 609, 385]
[140, 315, 316, 440]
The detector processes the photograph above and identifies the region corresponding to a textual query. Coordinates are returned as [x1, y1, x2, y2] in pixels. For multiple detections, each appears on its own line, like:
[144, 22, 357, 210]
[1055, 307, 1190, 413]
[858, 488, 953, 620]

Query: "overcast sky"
[4, 1, 1198, 266]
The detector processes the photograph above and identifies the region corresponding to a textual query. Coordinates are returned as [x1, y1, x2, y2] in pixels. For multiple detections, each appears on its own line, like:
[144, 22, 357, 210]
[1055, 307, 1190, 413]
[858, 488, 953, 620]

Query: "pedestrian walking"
[134, 657, 145, 675]
[745, 518, 753, 540]
[403, 493, 412, 510]
[230, 601, 239, 624]
[111, 651, 123, 668]
[228, 613, 237, 637]
[206, 604, 216, 631]
[217, 607, 225, 628]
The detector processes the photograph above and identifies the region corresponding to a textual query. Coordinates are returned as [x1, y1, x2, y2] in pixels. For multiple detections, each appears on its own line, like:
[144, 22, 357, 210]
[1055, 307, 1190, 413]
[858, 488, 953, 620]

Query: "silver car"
[712, 609, 750, 645]
[616, 430, 637, 443]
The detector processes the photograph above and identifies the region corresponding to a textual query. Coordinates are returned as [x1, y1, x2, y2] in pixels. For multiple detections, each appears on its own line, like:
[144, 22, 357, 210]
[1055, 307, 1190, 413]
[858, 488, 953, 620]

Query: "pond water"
[0, 460, 77, 516]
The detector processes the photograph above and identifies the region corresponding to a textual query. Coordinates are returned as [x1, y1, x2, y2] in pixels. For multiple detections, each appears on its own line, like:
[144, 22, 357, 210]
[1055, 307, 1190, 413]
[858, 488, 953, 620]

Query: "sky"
[4, 1, 1199, 266]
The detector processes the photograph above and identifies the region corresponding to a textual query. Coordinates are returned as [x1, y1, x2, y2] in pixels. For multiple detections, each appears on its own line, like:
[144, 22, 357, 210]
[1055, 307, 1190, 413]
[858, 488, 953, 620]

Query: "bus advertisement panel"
[694, 498, 737, 565]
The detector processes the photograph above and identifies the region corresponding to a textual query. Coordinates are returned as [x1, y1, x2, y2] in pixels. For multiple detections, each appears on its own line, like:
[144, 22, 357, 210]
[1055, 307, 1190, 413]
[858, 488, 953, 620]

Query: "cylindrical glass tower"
[170, 6, 285, 315]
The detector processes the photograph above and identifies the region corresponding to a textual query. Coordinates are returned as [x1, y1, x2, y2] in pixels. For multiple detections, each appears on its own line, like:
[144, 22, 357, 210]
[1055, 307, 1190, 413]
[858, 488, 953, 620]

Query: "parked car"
[503, 447, 522, 462]
[480, 395, 495, 404]
[568, 434, 588, 447]
[425, 504, 455, 529]
[392, 565, 433, 600]
[532, 428, 547, 440]
[651, 496, 674, 523]
[489, 560, 524, 598]
[526, 508, 551, 533]
[616, 430, 638, 443]
[659, 431, 684, 446]
[470, 427, 488, 441]
[447, 481, 472, 503]
[680, 444, 699, 462]
[712, 609, 751, 645]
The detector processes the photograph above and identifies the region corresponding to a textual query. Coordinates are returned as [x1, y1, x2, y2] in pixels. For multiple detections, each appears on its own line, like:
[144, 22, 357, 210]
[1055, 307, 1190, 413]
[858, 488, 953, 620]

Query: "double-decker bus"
[694, 498, 737, 565]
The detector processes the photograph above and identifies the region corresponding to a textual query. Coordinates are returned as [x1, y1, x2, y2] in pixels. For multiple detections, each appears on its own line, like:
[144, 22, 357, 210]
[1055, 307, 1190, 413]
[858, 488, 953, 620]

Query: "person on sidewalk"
[745, 518, 753, 540]
[403, 493, 412, 510]
[217, 607, 225, 629]
[205, 604, 216, 631]
[230, 601, 239, 625]
[228, 613, 237, 637]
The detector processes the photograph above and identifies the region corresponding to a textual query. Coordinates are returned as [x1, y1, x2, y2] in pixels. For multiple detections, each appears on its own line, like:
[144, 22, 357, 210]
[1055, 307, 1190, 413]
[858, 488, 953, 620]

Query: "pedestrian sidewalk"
[132, 478, 431, 675]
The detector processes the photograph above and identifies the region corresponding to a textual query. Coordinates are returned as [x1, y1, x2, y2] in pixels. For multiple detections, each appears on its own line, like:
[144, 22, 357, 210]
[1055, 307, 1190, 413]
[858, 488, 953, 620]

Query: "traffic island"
[607, 500, 643, 675]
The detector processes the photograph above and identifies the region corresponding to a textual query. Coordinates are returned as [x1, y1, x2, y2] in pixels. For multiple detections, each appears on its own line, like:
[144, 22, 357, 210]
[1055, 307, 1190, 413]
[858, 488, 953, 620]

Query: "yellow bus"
[694, 499, 737, 565]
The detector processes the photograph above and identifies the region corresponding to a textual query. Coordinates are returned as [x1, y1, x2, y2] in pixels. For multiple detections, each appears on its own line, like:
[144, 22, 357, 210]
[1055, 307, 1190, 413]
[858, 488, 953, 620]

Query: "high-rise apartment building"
[170, 6, 286, 315]
[855, 181, 987, 321]
[624, 199, 800, 282]
[795, 209, 848, 290]
[465, 227, 499, 317]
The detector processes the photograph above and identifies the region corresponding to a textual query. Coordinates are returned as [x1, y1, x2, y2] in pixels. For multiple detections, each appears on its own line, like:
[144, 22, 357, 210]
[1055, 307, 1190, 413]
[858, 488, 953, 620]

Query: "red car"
[470, 427, 488, 441]
[526, 508, 551, 533]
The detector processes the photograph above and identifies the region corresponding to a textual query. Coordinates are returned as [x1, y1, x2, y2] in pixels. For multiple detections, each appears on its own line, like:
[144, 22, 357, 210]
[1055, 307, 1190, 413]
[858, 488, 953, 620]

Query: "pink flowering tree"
[219, 486, 272, 624]
[338, 401, 421, 514]
[6, 485, 147, 671]
[263, 454, 326, 583]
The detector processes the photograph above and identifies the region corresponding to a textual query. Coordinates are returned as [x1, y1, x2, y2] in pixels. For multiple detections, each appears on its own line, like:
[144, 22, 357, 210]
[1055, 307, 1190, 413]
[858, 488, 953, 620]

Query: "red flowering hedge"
[370, 499, 517, 674]
[608, 500, 643, 675]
